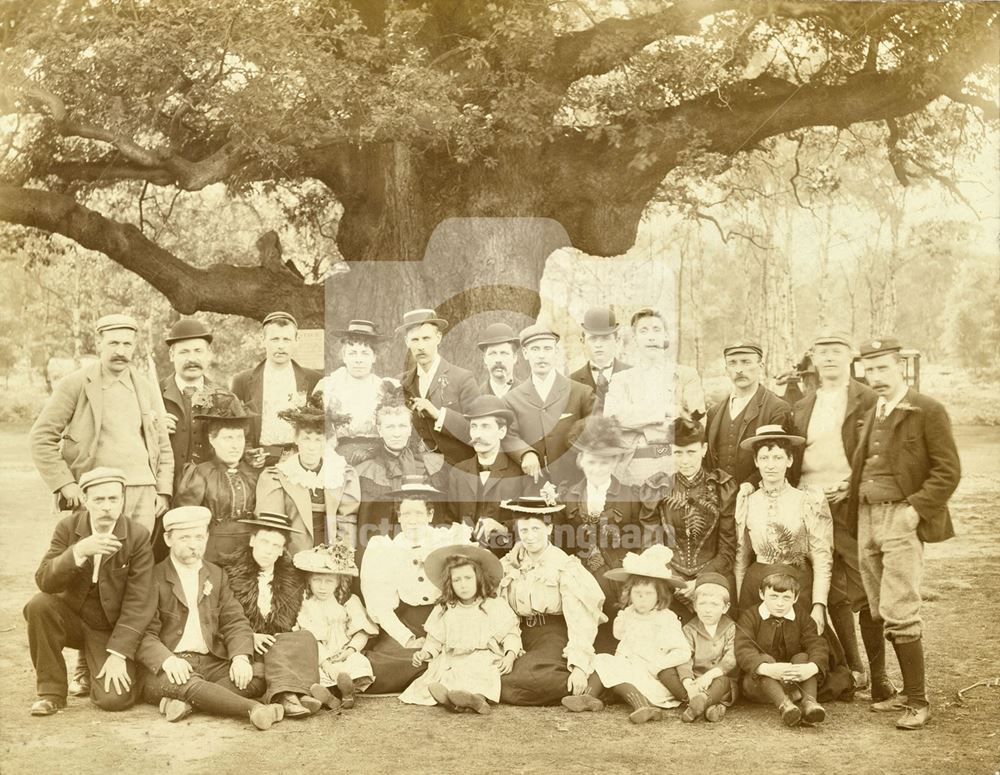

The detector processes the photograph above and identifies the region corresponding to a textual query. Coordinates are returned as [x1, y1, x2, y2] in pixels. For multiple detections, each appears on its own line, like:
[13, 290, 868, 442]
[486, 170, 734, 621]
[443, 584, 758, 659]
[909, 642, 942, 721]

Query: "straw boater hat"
[332, 319, 386, 341]
[386, 475, 445, 501]
[396, 308, 448, 334]
[238, 511, 305, 534]
[191, 388, 257, 425]
[500, 495, 565, 517]
[738, 424, 805, 451]
[293, 541, 359, 576]
[603, 545, 685, 589]
[423, 544, 504, 591]
[568, 416, 630, 457]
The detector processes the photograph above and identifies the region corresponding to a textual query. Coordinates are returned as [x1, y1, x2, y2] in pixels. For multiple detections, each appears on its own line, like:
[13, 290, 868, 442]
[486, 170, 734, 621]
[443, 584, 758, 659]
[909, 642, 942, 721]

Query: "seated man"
[25, 467, 155, 716]
[138, 506, 285, 730]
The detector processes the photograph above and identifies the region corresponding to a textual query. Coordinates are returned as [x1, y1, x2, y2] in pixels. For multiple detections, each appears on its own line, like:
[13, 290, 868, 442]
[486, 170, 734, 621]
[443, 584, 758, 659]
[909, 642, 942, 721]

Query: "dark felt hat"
[396, 308, 448, 335]
[165, 318, 213, 346]
[463, 395, 515, 425]
[580, 306, 620, 335]
[477, 323, 520, 350]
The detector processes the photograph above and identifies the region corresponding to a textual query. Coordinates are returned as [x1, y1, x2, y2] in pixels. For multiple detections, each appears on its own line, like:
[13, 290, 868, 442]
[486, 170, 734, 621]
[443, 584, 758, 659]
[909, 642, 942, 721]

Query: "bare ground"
[1, 424, 997, 775]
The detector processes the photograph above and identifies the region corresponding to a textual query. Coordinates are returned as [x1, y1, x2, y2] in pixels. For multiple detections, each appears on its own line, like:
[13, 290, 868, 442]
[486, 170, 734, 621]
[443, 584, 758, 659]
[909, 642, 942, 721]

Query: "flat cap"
[859, 337, 902, 358]
[811, 331, 852, 349]
[519, 324, 559, 347]
[78, 467, 127, 492]
[95, 314, 138, 335]
[262, 311, 298, 328]
[723, 341, 763, 358]
[162, 506, 212, 532]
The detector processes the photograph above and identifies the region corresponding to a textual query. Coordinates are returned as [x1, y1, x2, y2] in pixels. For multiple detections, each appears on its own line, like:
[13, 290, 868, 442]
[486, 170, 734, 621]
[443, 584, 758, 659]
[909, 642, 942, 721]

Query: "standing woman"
[360, 479, 473, 693]
[497, 496, 606, 706]
[256, 392, 359, 553]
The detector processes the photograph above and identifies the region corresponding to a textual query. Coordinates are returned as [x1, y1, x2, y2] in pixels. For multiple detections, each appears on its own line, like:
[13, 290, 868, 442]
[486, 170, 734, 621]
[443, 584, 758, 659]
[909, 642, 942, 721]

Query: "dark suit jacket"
[569, 359, 631, 414]
[161, 375, 223, 490]
[137, 558, 254, 673]
[790, 380, 877, 486]
[230, 360, 321, 447]
[735, 605, 829, 678]
[559, 476, 642, 569]
[847, 388, 961, 543]
[400, 358, 479, 466]
[444, 450, 527, 534]
[35, 511, 155, 659]
[502, 373, 595, 483]
[705, 384, 792, 485]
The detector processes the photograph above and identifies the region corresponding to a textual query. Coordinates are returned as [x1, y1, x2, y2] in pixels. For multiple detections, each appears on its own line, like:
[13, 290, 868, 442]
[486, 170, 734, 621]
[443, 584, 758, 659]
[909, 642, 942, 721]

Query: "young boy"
[656, 572, 738, 722]
[735, 567, 829, 727]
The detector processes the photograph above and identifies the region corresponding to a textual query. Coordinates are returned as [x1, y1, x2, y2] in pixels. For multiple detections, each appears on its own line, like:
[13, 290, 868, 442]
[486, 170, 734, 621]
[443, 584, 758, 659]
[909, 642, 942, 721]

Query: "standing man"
[397, 308, 479, 468]
[231, 312, 321, 465]
[25, 467, 155, 716]
[603, 308, 705, 484]
[476, 323, 522, 398]
[161, 318, 220, 490]
[848, 338, 960, 730]
[790, 332, 879, 694]
[444, 395, 527, 553]
[502, 324, 595, 485]
[705, 341, 791, 485]
[30, 313, 173, 532]
[569, 306, 631, 415]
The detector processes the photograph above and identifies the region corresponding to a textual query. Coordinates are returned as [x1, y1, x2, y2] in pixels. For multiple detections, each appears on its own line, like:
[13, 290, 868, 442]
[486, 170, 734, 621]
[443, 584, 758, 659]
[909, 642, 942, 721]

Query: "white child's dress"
[399, 597, 523, 705]
[295, 594, 379, 689]
[593, 606, 691, 708]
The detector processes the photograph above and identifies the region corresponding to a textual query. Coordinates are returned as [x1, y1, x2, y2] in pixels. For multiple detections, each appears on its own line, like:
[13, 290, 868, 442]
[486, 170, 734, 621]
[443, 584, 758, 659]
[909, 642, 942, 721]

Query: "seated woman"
[312, 320, 398, 463]
[497, 496, 606, 706]
[558, 417, 641, 644]
[354, 384, 446, 544]
[360, 478, 473, 694]
[174, 388, 261, 564]
[219, 511, 322, 718]
[256, 392, 360, 553]
[638, 415, 738, 622]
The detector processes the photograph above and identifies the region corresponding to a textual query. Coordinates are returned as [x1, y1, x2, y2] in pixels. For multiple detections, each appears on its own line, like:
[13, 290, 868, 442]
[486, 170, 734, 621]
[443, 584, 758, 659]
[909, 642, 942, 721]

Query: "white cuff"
[433, 408, 446, 432]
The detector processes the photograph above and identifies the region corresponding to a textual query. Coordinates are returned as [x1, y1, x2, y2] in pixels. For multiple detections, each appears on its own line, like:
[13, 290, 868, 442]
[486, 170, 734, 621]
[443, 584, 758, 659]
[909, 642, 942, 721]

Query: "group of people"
[23, 303, 961, 733]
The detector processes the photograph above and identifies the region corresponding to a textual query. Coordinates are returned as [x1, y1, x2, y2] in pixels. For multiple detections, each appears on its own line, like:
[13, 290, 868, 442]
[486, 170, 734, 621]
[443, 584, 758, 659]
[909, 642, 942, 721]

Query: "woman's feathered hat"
[292, 541, 359, 576]
[191, 388, 256, 425]
[278, 390, 351, 433]
[568, 416, 630, 457]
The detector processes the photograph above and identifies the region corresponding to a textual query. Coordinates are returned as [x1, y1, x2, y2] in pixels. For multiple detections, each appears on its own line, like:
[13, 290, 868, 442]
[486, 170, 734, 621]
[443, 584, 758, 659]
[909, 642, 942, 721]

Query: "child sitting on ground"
[563, 545, 690, 724]
[401, 544, 522, 714]
[293, 543, 378, 710]
[657, 573, 738, 722]
[735, 566, 829, 727]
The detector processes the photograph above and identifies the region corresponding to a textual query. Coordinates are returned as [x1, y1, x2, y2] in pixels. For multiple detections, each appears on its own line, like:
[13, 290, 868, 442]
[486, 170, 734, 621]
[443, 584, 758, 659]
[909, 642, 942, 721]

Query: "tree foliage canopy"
[0, 0, 997, 324]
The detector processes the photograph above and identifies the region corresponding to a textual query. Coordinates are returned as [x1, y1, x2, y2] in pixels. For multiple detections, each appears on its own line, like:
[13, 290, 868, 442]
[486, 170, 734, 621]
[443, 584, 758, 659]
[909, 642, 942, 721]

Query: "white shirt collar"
[759, 602, 795, 621]
[587, 478, 611, 494]
[876, 387, 908, 417]
[175, 374, 205, 393]
[417, 356, 441, 379]
[531, 369, 557, 395]
[264, 359, 294, 376]
[170, 556, 203, 578]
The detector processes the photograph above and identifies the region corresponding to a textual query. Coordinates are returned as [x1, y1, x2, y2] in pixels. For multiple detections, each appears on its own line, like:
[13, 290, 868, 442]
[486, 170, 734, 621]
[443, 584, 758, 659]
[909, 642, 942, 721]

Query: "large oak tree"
[0, 0, 996, 350]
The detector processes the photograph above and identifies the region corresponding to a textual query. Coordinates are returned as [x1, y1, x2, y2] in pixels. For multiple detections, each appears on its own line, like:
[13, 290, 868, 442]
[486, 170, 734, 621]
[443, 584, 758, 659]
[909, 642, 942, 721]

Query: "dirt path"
[1, 424, 997, 775]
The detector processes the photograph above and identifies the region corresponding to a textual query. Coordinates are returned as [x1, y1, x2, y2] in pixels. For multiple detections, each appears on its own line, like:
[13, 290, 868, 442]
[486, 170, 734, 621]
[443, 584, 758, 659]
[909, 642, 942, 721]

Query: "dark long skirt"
[364, 603, 433, 694]
[259, 630, 320, 702]
[499, 617, 571, 706]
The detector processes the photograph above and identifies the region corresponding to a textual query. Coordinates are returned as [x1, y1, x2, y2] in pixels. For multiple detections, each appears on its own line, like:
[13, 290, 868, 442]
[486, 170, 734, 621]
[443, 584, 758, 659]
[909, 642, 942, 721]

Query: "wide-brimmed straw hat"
[293, 542, 359, 576]
[738, 424, 805, 451]
[603, 545, 685, 588]
[423, 544, 504, 591]
[238, 511, 305, 534]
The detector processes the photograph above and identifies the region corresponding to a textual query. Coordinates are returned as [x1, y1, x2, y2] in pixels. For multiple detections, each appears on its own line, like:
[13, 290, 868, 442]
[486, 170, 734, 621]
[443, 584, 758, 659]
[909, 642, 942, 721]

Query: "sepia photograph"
[0, 1, 998, 773]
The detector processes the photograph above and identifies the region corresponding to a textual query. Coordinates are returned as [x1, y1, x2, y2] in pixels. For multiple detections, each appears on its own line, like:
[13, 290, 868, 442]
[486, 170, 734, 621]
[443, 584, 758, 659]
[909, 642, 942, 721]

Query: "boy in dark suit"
[735, 568, 829, 727]
[848, 338, 961, 730]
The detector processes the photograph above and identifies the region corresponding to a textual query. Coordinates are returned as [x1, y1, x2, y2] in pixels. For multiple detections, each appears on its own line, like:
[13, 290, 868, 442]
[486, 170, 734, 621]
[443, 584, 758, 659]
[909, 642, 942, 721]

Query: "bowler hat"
[477, 323, 520, 350]
[78, 467, 127, 492]
[859, 337, 902, 359]
[396, 308, 448, 335]
[463, 395, 515, 425]
[165, 318, 213, 346]
[580, 306, 620, 335]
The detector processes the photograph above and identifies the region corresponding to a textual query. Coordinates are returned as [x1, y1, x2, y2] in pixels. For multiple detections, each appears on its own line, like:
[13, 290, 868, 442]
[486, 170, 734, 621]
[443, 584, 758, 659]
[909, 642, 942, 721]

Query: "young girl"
[564, 545, 690, 723]
[400, 544, 522, 715]
[293, 543, 378, 710]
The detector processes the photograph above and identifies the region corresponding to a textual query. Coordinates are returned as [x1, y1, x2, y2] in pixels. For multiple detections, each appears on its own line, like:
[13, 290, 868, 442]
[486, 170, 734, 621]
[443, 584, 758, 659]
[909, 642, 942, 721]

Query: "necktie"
[595, 368, 609, 393]
[772, 619, 788, 660]
[182, 385, 197, 397]
[876, 403, 887, 424]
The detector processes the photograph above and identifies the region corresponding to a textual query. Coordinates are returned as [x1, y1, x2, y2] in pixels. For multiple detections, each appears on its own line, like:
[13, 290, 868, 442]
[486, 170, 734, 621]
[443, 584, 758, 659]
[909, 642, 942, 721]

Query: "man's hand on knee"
[96, 653, 131, 694]
[162, 656, 193, 685]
